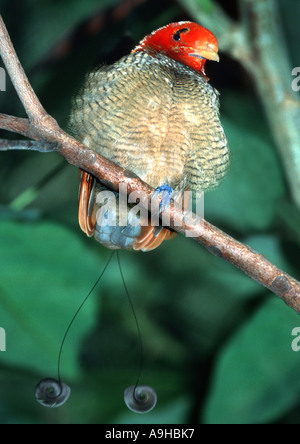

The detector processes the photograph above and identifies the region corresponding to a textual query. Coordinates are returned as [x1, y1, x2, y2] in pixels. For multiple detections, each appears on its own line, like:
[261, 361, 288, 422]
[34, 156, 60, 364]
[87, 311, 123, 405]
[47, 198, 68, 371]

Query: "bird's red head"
[132, 21, 219, 79]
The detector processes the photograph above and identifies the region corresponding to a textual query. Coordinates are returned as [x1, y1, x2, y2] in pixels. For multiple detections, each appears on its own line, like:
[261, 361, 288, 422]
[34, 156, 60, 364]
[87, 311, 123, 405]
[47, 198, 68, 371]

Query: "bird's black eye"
[173, 28, 189, 42]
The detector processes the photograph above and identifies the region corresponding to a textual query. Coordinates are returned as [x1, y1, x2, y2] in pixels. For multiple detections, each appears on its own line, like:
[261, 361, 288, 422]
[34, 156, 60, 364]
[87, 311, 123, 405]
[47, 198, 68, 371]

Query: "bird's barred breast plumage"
[70, 52, 229, 192]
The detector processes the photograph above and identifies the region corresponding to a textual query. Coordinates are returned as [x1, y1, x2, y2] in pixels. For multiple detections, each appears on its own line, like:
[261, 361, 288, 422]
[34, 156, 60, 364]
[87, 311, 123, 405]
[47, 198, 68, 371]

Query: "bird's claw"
[152, 185, 173, 212]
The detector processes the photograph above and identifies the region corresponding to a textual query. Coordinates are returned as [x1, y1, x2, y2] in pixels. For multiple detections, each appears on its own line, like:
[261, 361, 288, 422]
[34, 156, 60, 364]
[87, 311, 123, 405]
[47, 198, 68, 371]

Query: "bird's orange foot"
[152, 185, 173, 212]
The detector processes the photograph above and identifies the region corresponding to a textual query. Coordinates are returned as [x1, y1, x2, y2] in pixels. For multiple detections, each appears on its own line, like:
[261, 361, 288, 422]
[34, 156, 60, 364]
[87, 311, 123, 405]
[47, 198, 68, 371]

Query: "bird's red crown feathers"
[132, 21, 219, 79]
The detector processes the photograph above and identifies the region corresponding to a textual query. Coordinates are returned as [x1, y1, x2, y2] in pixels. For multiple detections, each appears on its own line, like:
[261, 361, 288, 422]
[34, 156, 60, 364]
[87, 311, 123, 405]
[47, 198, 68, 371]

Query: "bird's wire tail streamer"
[57, 250, 115, 383]
[116, 251, 144, 393]
[117, 251, 157, 414]
[35, 250, 115, 408]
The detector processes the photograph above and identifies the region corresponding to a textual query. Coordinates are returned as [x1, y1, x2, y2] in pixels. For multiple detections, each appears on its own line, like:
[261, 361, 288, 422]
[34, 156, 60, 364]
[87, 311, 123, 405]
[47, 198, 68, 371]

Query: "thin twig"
[0, 139, 57, 153]
[0, 14, 300, 313]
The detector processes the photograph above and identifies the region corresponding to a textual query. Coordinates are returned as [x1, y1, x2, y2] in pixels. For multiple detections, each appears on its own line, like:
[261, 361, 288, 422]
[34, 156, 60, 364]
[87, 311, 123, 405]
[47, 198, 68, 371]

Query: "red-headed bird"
[70, 22, 229, 251]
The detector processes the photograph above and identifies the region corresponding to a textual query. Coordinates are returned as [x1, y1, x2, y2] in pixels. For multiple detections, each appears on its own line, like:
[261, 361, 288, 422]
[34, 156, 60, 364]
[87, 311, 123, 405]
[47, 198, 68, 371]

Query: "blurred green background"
[0, 0, 300, 424]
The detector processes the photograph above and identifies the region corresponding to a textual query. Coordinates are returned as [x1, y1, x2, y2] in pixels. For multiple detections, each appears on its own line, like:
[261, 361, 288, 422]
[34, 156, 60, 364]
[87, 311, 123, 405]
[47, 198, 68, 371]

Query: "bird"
[70, 21, 230, 251]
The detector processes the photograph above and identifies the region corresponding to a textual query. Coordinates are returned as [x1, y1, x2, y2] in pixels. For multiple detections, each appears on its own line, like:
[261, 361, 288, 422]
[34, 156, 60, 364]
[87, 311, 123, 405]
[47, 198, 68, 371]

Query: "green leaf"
[276, 201, 300, 246]
[8, 0, 120, 70]
[204, 296, 300, 424]
[198, 0, 213, 14]
[204, 234, 300, 424]
[0, 220, 106, 380]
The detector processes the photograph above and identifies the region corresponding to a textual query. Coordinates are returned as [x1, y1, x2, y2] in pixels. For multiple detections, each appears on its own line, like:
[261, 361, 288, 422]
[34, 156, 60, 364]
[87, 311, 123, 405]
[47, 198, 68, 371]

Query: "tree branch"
[0, 138, 57, 153]
[0, 15, 47, 122]
[178, 0, 300, 207]
[1, 14, 300, 313]
[0, 114, 31, 138]
[240, 0, 300, 206]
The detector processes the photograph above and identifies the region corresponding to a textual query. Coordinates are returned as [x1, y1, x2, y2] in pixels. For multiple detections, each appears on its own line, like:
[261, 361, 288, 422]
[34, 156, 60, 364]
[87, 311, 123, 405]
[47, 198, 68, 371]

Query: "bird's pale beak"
[189, 43, 220, 62]
[199, 49, 220, 62]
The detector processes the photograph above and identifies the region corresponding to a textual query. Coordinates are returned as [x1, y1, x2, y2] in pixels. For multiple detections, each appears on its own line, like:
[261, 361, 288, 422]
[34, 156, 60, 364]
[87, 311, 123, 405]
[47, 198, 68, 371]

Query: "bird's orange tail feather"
[78, 171, 188, 251]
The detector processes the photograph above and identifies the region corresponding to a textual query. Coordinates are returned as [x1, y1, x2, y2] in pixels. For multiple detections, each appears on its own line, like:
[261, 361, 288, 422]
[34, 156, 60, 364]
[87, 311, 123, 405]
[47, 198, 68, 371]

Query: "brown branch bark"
[1, 14, 300, 313]
[0, 138, 57, 152]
